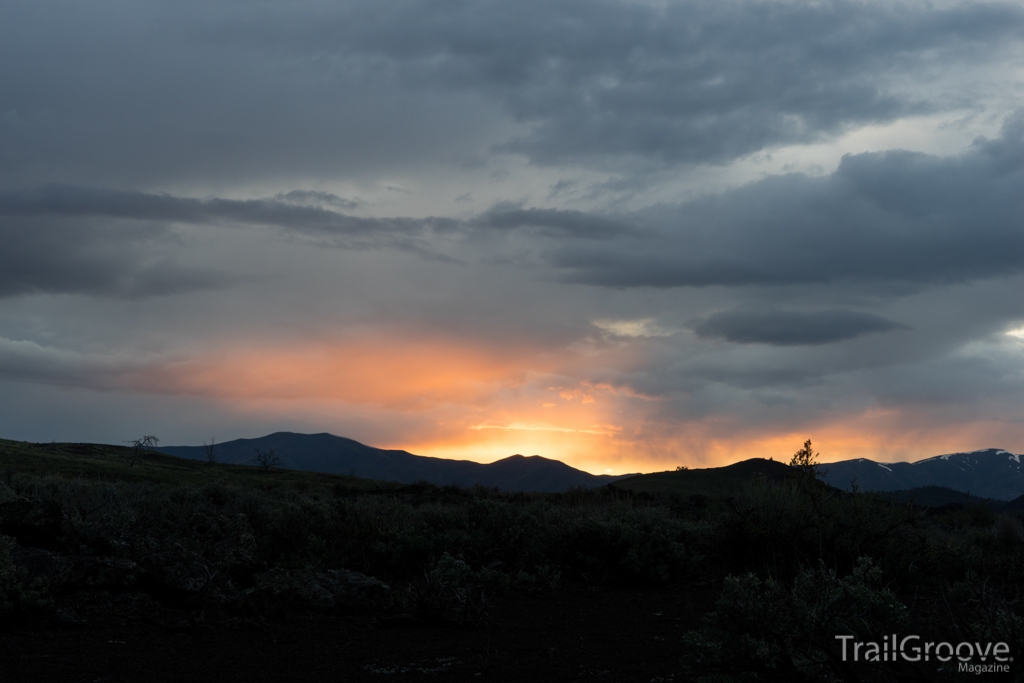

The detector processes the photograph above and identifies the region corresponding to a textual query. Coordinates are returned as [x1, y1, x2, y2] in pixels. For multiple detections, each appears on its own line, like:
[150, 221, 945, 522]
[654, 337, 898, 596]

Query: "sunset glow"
[82, 327, 1024, 474]
[4, 0, 1024, 474]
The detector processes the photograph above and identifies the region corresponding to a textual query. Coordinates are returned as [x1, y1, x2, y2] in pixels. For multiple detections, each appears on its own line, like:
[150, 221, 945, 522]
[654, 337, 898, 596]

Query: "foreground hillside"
[2, 439, 1024, 681]
[611, 458, 791, 497]
[159, 432, 633, 492]
[0, 437, 391, 491]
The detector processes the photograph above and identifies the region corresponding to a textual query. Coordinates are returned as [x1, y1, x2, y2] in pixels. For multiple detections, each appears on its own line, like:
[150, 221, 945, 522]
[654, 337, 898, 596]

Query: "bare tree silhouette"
[253, 447, 280, 472]
[127, 435, 159, 467]
[203, 438, 217, 467]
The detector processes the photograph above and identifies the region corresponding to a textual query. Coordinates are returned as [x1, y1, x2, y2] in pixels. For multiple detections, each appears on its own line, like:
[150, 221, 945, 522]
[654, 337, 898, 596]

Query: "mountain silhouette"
[821, 448, 1024, 500]
[158, 432, 634, 492]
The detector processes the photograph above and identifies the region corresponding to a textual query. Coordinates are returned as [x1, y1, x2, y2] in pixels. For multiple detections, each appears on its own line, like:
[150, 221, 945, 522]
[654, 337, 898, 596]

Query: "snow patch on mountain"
[822, 448, 1024, 500]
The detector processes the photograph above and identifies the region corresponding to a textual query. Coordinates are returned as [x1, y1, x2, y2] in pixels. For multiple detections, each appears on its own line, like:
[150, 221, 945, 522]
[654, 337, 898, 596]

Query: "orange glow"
[121, 333, 1024, 475]
[139, 336, 544, 410]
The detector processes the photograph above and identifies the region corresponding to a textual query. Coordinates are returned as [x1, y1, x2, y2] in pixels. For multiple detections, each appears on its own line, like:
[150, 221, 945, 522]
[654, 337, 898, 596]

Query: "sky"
[3, 0, 1024, 474]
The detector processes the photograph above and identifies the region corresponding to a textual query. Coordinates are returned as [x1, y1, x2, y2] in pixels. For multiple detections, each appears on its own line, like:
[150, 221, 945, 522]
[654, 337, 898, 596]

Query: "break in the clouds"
[3, 0, 1024, 472]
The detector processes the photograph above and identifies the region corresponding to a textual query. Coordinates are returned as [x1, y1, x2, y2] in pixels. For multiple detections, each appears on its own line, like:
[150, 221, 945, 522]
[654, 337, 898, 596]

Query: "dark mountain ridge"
[158, 432, 635, 492]
[821, 448, 1024, 500]
[160, 434, 1024, 500]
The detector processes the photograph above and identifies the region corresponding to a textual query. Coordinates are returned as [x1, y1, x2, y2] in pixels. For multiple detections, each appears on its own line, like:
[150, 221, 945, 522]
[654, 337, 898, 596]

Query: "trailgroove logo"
[835, 635, 1012, 673]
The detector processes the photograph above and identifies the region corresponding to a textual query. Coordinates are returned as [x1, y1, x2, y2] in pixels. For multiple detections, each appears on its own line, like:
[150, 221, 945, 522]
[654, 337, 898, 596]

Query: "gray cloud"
[691, 309, 908, 346]
[552, 112, 1024, 289]
[276, 0, 1024, 167]
[0, 186, 457, 238]
[273, 190, 360, 211]
[0, 185, 464, 271]
[0, 185, 626, 300]
[8, 103, 1024, 302]
[2, 0, 1022, 191]
[475, 204, 635, 239]
[0, 207, 238, 299]
[0, 336, 139, 389]
[0, 184, 641, 269]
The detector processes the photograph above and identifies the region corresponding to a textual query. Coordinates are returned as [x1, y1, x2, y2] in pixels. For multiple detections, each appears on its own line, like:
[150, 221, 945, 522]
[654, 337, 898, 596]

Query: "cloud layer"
[549, 115, 1024, 289]
[4, 0, 1023, 188]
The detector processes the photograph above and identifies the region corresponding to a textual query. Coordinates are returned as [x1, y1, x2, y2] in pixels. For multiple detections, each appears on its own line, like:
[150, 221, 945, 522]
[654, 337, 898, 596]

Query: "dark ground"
[1, 586, 709, 683]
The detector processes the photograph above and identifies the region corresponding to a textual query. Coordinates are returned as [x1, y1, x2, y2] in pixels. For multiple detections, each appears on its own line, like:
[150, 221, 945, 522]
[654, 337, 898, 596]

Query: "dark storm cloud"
[0, 184, 637, 260]
[691, 309, 908, 346]
[552, 113, 1024, 289]
[0, 205, 237, 299]
[8, 105, 1024, 299]
[0, 186, 455, 237]
[0, 185, 462, 261]
[0, 241, 231, 300]
[0, 185, 639, 300]
[475, 204, 635, 239]
[0, 336, 132, 388]
[0, 183, 448, 299]
[483, 0, 1023, 167]
[3, 1, 1023, 189]
[228, 0, 1024, 167]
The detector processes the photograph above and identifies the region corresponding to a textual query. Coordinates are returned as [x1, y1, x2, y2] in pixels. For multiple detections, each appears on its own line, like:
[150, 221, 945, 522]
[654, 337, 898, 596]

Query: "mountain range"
[820, 448, 1024, 500]
[158, 432, 635, 493]
[160, 434, 1024, 500]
